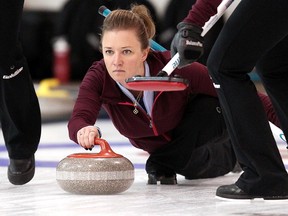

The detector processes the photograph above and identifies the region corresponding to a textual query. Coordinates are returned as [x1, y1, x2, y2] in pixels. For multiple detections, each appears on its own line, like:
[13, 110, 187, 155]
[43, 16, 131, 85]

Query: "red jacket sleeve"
[68, 61, 105, 144]
[183, 0, 222, 27]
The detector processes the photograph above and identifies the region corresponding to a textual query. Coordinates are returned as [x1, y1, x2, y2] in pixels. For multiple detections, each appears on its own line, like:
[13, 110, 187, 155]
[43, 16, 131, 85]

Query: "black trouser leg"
[207, 0, 288, 195]
[0, 0, 41, 159]
[146, 95, 236, 179]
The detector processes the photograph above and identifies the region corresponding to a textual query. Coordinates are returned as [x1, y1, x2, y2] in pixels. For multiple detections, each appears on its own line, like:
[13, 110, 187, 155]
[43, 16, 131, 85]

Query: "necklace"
[133, 91, 143, 114]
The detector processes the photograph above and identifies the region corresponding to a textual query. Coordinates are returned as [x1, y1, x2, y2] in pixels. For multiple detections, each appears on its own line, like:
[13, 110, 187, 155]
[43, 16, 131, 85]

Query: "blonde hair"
[101, 4, 156, 50]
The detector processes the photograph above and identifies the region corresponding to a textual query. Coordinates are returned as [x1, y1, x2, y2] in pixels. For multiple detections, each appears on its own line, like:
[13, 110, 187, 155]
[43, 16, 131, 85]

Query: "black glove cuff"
[177, 22, 203, 35]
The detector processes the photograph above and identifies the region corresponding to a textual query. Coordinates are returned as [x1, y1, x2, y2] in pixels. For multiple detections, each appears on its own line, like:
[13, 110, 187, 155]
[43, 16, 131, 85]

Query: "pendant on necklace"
[133, 104, 139, 114]
[133, 91, 142, 115]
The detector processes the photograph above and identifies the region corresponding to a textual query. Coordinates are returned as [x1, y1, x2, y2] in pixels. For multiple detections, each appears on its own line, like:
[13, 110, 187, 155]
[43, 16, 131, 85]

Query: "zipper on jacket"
[149, 92, 163, 136]
[118, 101, 159, 135]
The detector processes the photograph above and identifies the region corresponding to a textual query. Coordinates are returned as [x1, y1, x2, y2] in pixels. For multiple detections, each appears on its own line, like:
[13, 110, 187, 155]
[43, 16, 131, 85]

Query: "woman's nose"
[113, 53, 123, 66]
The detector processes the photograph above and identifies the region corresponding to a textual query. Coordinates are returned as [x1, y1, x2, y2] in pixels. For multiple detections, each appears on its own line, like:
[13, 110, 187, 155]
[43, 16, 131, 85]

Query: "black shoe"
[145, 159, 177, 185]
[216, 184, 288, 200]
[147, 172, 177, 185]
[8, 155, 35, 185]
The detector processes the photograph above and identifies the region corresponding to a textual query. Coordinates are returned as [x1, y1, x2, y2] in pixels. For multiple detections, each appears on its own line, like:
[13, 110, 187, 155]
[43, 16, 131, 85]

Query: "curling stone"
[56, 138, 134, 195]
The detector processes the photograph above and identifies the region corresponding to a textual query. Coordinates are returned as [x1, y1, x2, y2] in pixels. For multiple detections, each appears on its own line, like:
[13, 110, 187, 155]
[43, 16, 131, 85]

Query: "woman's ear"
[142, 47, 150, 61]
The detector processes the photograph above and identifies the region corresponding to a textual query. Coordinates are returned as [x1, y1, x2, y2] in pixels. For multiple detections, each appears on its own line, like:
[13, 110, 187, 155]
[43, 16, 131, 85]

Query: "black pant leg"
[146, 95, 236, 179]
[207, 0, 288, 195]
[256, 34, 288, 140]
[0, 0, 41, 159]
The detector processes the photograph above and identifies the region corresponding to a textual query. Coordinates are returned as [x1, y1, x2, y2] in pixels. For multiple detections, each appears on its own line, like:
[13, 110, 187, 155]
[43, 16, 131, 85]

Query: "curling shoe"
[147, 171, 177, 185]
[216, 184, 288, 200]
[8, 155, 35, 185]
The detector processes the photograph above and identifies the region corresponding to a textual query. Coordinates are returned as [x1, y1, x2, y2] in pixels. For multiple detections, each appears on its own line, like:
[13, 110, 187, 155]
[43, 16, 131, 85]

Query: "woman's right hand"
[77, 126, 101, 150]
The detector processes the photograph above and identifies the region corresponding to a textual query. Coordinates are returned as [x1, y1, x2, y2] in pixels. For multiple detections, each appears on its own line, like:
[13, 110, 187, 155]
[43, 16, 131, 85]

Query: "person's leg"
[0, 0, 41, 184]
[207, 0, 288, 198]
[146, 95, 236, 183]
[256, 35, 288, 140]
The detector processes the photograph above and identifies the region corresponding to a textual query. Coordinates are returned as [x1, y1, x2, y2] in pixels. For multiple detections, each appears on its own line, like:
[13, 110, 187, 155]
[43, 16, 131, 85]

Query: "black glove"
[170, 22, 204, 68]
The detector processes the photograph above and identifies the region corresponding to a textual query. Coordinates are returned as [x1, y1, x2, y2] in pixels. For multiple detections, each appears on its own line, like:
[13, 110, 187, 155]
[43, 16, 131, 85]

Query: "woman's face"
[102, 29, 149, 87]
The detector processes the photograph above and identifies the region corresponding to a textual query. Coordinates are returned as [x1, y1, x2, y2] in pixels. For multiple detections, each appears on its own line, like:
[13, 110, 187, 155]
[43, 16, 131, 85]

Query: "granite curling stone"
[56, 138, 134, 195]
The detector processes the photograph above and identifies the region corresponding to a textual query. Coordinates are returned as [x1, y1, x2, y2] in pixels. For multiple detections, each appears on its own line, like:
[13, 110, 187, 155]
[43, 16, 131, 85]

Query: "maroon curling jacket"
[184, 0, 221, 27]
[68, 51, 278, 154]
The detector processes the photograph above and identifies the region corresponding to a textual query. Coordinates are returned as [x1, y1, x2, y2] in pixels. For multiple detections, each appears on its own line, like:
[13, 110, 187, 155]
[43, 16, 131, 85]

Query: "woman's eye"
[123, 50, 132, 55]
[105, 50, 114, 55]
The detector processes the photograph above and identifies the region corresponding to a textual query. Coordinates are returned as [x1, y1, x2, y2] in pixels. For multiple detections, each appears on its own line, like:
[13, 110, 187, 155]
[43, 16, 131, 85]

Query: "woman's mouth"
[113, 70, 125, 73]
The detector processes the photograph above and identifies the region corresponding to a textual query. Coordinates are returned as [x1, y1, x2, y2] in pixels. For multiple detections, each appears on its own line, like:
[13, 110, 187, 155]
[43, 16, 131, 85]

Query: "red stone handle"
[68, 138, 122, 158]
[93, 138, 122, 158]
